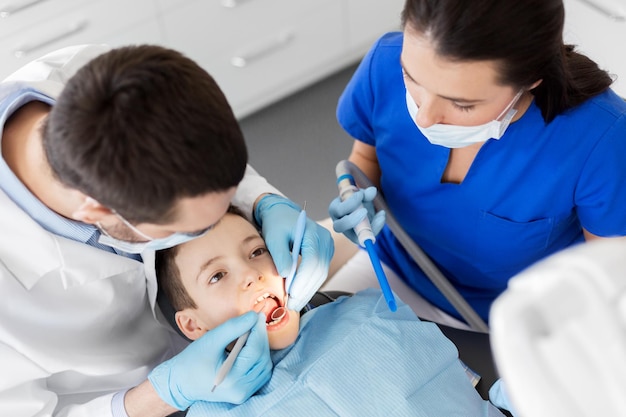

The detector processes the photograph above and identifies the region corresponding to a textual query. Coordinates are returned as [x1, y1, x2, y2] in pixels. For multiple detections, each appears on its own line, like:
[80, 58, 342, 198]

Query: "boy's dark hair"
[43, 44, 248, 224]
[402, 0, 613, 123]
[156, 205, 248, 312]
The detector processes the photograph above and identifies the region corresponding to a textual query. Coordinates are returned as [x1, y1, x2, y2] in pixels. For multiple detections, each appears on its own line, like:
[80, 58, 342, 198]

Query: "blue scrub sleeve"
[575, 113, 626, 236]
[336, 35, 388, 146]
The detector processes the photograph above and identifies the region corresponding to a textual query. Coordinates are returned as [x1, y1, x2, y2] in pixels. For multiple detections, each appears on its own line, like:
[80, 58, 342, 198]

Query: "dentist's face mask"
[97, 212, 212, 254]
[405, 89, 524, 148]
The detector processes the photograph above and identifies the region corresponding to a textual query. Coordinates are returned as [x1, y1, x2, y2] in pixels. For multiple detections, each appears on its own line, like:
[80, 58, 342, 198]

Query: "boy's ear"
[175, 309, 209, 341]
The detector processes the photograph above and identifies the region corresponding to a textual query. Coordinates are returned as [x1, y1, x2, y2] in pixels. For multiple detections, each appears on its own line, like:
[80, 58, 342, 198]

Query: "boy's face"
[174, 213, 300, 350]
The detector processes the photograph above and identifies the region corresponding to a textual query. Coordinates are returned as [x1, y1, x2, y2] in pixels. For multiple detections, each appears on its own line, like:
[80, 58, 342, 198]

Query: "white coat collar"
[0, 190, 141, 290]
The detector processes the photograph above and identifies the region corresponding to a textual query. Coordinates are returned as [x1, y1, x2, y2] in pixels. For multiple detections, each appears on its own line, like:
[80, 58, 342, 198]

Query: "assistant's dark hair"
[155, 205, 248, 312]
[401, 0, 613, 123]
[43, 44, 248, 223]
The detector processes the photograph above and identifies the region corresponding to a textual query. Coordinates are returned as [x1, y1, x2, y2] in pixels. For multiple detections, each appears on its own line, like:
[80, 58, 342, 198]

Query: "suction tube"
[336, 160, 488, 332]
[336, 162, 397, 312]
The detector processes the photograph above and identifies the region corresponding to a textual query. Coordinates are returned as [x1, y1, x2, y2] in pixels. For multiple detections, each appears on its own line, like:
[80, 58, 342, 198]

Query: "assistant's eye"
[452, 102, 475, 112]
[250, 247, 268, 259]
[209, 271, 226, 284]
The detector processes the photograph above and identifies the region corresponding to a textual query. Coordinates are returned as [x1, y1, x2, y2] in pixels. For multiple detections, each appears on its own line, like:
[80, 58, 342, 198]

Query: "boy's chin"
[268, 336, 296, 351]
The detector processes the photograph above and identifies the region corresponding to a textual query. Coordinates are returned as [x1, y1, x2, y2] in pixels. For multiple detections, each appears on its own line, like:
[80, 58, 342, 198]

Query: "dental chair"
[490, 239, 626, 417]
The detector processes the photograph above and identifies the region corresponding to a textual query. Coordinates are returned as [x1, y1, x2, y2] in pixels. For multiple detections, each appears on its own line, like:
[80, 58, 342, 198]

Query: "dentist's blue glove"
[148, 311, 271, 410]
[328, 186, 386, 246]
[254, 194, 334, 312]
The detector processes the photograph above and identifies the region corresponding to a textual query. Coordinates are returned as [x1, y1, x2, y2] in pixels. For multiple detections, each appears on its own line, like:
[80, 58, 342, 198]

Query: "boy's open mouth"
[254, 293, 286, 326]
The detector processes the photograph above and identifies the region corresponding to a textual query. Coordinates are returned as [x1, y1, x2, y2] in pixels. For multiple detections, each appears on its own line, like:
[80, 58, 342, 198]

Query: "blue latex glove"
[328, 186, 386, 246]
[148, 311, 271, 410]
[489, 378, 518, 416]
[254, 194, 334, 312]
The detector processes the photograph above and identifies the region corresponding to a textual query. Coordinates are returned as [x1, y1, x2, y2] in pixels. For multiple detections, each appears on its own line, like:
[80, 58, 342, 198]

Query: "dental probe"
[335, 163, 397, 312]
[268, 206, 306, 322]
[284, 206, 307, 303]
[211, 329, 250, 392]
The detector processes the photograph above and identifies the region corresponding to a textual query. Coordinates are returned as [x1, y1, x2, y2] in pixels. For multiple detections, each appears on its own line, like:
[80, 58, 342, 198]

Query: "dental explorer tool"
[336, 162, 397, 312]
[211, 329, 250, 392]
[282, 205, 307, 310]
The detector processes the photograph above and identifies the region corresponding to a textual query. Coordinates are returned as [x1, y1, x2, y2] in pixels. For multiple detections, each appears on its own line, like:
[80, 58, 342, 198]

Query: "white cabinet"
[159, 0, 405, 118]
[0, 0, 405, 118]
[0, 0, 162, 78]
[345, 0, 404, 50]
[563, 0, 626, 96]
[160, 0, 346, 117]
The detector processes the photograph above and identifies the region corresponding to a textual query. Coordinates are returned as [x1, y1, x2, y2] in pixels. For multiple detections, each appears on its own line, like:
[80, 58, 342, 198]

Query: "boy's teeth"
[255, 293, 271, 304]
[266, 318, 281, 326]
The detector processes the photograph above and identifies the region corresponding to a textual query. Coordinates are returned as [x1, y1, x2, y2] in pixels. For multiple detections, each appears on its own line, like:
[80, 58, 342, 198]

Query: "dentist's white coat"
[0, 45, 281, 417]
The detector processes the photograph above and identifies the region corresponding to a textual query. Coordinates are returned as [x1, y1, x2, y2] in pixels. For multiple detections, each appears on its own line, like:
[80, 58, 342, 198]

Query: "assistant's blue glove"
[148, 311, 271, 410]
[489, 378, 519, 416]
[254, 194, 334, 312]
[328, 186, 386, 246]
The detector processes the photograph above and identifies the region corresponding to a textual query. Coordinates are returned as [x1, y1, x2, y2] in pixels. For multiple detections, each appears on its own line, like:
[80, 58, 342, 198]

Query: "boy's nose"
[243, 269, 264, 288]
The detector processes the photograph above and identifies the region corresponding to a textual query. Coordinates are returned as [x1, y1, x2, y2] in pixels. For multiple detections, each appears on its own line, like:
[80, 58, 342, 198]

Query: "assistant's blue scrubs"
[337, 32, 626, 322]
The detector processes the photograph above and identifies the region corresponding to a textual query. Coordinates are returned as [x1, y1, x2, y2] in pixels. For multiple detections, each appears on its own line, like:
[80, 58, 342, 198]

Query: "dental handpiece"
[335, 162, 397, 312]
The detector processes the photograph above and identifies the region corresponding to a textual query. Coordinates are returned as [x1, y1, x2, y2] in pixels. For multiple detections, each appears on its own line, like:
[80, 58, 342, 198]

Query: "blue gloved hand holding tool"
[148, 311, 271, 410]
[332, 162, 396, 312]
[254, 194, 334, 312]
[328, 186, 386, 245]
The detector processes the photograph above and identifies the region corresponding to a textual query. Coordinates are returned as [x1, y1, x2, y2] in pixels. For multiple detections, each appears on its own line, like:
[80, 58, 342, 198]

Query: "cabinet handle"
[231, 31, 294, 68]
[220, 0, 252, 8]
[0, 0, 48, 18]
[576, 0, 626, 21]
[13, 20, 88, 58]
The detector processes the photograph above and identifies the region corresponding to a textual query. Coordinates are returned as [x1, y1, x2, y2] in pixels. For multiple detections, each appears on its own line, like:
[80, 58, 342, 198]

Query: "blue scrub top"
[337, 32, 626, 322]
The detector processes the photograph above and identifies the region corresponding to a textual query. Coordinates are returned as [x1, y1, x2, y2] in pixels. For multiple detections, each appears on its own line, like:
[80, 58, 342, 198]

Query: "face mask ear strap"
[496, 89, 525, 121]
[114, 213, 154, 241]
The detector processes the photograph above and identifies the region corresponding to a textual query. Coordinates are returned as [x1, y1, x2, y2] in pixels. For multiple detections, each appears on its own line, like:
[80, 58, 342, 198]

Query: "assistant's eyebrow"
[400, 58, 485, 105]
[195, 234, 264, 282]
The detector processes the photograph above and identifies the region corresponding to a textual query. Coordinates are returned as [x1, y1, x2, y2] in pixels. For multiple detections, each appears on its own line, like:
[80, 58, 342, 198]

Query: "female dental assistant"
[326, 0, 626, 329]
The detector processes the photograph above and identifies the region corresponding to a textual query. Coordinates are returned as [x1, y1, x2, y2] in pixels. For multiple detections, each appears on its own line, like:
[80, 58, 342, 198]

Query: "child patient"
[156, 207, 504, 416]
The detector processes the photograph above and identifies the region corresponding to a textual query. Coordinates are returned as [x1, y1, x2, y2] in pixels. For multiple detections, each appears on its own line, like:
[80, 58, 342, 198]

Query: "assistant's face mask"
[405, 89, 524, 148]
[97, 212, 212, 254]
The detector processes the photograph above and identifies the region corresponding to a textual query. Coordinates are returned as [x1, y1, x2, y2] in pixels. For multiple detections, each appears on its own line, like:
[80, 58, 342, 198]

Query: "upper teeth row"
[255, 293, 271, 304]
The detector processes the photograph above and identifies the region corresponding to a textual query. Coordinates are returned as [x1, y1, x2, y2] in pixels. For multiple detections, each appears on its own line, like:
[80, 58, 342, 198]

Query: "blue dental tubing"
[336, 160, 489, 332]
[336, 162, 397, 312]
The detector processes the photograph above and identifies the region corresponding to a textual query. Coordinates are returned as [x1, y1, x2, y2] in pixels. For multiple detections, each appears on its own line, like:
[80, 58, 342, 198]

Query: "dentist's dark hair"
[43, 44, 247, 224]
[401, 0, 613, 123]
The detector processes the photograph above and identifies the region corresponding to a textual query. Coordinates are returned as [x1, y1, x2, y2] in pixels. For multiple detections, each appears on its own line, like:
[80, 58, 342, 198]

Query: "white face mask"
[405, 89, 524, 148]
[96, 213, 212, 254]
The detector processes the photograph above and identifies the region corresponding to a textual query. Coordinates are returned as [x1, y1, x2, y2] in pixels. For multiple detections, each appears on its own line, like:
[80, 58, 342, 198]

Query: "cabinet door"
[0, 0, 85, 39]
[161, 0, 344, 118]
[0, 0, 161, 79]
[345, 0, 405, 50]
[563, 0, 626, 96]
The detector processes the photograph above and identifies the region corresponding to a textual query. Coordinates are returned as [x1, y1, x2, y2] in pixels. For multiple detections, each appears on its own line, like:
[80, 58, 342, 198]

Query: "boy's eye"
[251, 247, 268, 258]
[209, 271, 226, 284]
